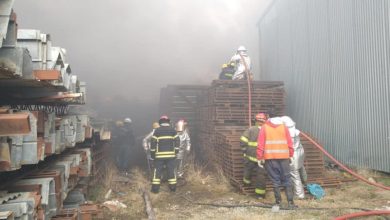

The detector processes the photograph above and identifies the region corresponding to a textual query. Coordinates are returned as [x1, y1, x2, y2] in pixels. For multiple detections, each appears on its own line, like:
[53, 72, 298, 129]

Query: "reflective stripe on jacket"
[150, 124, 179, 159]
[240, 126, 261, 162]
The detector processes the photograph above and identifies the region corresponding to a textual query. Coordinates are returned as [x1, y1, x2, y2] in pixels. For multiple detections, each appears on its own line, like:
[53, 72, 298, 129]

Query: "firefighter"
[257, 117, 297, 209]
[112, 120, 124, 169]
[240, 113, 268, 199]
[230, 46, 252, 80]
[281, 116, 307, 199]
[175, 119, 191, 178]
[117, 118, 135, 172]
[150, 115, 180, 193]
[219, 62, 235, 80]
[143, 122, 160, 173]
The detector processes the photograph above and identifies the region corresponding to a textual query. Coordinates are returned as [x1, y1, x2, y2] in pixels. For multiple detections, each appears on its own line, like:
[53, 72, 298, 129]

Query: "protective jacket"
[177, 129, 191, 160]
[290, 129, 304, 169]
[240, 126, 260, 162]
[143, 129, 155, 151]
[150, 123, 179, 159]
[230, 51, 251, 80]
[289, 127, 307, 199]
[240, 125, 267, 197]
[219, 65, 235, 80]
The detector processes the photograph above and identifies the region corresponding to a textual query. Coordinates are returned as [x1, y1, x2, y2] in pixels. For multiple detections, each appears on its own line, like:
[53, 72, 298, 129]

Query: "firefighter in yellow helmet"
[240, 113, 268, 199]
[219, 62, 236, 80]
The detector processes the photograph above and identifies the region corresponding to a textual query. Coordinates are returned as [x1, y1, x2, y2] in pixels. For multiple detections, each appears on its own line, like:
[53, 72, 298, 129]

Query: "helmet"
[222, 63, 228, 68]
[115, 120, 124, 127]
[152, 122, 160, 129]
[175, 119, 186, 132]
[255, 113, 267, 122]
[237, 46, 247, 52]
[159, 115, 170, 124]
[229, 62, 236, 67]
[160, 115, 169, 120]
[124, 118, 132, 124]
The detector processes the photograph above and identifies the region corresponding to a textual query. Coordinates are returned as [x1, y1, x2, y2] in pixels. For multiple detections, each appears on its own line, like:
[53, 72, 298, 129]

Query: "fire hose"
[239, 53, 252, 127]
[333, 210, 390, 220]
[300, 132, 390, 191]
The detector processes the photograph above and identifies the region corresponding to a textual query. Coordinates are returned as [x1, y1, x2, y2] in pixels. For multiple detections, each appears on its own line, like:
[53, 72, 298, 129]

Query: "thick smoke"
[13, 0, 271, 135]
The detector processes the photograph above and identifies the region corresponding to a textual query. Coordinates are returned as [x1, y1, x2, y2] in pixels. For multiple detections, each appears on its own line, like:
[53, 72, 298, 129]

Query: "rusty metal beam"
[33, 70, 61, 81]
[0, 113, 30, 136]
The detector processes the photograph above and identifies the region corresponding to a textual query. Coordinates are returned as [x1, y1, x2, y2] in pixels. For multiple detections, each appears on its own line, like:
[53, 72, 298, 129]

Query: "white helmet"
[237, 46, 247, 52]
[124, 118, 132, 124]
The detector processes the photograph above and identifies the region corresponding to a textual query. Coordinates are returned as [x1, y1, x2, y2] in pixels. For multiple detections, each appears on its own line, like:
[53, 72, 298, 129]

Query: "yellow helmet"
[222, 63, 228, 68]
[152, 122, 160, 129]
[115, 121, 124, 127]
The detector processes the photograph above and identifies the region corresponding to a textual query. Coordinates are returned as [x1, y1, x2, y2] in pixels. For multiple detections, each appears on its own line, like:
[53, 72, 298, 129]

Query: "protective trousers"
[151, 159, 177, 193]
[290, 166, 307, 199]
[176, 158, 184, 178]
[117, 146, 130, 171]
[265, 159, 294, 204]
[243, 158, 267, 197]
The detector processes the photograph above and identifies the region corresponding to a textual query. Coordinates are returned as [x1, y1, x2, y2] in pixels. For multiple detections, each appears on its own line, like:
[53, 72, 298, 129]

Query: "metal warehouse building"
[258, 0, 390, 172]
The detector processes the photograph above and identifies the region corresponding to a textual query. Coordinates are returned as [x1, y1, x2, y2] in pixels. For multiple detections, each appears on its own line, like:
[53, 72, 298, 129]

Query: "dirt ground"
[89, 163, 390, 220]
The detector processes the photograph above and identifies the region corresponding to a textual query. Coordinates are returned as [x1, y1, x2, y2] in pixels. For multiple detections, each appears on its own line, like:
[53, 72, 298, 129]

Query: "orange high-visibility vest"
[263, 124, 289, 159]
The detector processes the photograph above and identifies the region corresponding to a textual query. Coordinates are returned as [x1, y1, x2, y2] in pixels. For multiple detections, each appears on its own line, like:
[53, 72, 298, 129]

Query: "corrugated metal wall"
[258, 0, 390, 172]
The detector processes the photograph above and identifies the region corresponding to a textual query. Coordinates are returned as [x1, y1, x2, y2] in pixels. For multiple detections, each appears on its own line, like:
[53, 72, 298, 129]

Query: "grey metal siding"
[258, 0, 390, 172]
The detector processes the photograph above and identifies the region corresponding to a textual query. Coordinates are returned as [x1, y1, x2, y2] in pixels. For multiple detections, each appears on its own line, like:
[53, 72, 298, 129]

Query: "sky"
[13, 0, 271, 133]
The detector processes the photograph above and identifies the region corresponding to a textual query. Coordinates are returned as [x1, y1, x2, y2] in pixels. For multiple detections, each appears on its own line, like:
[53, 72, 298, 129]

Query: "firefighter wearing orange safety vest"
[239, 113, 268, 199]
[257, 117, 297, 209]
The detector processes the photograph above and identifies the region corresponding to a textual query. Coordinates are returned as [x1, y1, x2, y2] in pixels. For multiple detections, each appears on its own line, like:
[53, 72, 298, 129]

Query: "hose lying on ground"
[300, 132, 390, 191]
[333, 210, 390, 220]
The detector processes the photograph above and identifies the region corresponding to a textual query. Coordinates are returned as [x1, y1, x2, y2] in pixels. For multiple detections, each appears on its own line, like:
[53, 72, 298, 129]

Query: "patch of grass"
[377, 176, 390, 186]
[88, 184, 105, 202]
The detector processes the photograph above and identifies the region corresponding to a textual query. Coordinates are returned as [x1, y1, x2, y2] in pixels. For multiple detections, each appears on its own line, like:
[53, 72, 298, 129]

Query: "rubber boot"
[151, 185, 160, 194]
[286, 187, 298, 209]
[273, 187, 282, 205]
[169, 185, 176, 192]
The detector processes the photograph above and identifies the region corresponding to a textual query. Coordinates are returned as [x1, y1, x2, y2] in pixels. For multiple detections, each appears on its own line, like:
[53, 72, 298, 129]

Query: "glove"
[289, 157, 294, 166]
[258, 159, 265, 168]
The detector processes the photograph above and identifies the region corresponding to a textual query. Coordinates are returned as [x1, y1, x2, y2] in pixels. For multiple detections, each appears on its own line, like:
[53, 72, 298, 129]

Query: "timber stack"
[160, 80, 353, 195]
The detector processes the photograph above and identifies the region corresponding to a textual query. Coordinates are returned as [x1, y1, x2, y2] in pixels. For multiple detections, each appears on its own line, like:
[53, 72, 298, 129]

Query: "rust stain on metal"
[33, 70, 61, 80]
[0, 113, 31, 136]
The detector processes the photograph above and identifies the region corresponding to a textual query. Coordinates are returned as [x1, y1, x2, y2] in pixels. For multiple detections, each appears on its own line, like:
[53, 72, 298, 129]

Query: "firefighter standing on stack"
[150, 115, 180, 193]
[240, 113, 268, 199]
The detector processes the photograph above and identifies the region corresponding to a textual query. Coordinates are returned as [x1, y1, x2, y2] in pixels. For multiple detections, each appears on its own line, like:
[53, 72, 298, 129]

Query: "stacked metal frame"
[0, 2, 108, 219]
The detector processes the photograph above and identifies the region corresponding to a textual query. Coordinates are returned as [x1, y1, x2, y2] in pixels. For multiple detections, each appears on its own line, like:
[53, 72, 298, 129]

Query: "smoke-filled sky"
[13, 0, 271, 128]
